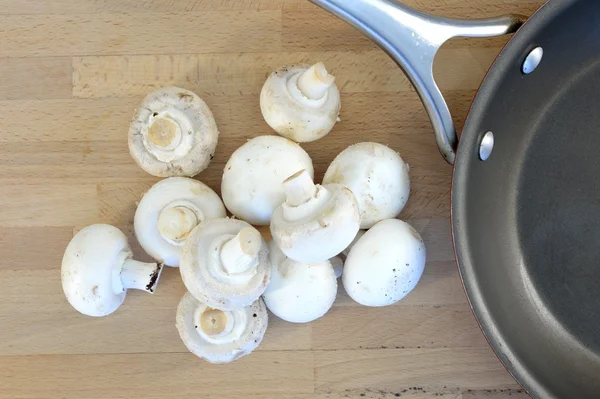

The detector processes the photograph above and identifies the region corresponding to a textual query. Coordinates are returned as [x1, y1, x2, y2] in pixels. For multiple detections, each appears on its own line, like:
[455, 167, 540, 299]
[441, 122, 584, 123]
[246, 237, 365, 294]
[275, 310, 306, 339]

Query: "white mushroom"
[128, 87, 219, 177]
[260, 62, 341, 143]
[61, 224, 163, 317]
[270, 169, 360, 263]
[176, 292, 268, 364]
[134, 177, 226, 267]
[323, 142, 410, 228]
[262, 240, 337, 323]
[221, 135, 314, 225]
[342, 219, 426, 307]
[180, 218, 271, 310]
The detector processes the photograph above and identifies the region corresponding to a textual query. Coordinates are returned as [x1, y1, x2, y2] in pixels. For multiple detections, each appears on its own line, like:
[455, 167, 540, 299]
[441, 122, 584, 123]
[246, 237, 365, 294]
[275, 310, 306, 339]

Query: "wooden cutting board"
[0, 1, 544, 398]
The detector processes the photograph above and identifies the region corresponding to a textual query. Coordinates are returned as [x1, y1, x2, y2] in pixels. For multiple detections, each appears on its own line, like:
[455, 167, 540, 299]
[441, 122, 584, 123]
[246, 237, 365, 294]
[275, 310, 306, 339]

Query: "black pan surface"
[453, 0, 600, 397]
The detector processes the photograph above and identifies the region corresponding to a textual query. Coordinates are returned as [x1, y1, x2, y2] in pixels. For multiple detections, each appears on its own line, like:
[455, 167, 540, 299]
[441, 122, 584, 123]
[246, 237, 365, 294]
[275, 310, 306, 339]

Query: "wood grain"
[0, 58, 72, 100]
[0, 0, 545, 397]
[312, 304, 489, 349]
[0, 12, 282, 57]
[0, 227, 74, 270]
[72, 48, 500, 98]
[0, 351, 315, 398]
[314, 348, 520, 391]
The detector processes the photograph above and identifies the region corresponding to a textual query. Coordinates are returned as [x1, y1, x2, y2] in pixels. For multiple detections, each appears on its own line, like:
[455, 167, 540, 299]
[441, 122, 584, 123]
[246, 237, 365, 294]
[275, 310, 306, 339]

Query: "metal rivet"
[522, 47, 543, 74]
[479, 131, 494, 161]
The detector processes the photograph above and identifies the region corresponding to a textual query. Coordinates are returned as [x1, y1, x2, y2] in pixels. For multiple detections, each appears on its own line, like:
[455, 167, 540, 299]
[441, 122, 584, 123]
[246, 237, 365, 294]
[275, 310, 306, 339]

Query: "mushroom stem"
[330, 256, 344, 279]
[148, 115, 183, 150]
[196, 307, 234, 338]
[158, 205, 201, 243]
[220, 227, 262, 275]
[121, 258, 163, 293]
[297, 62, 335, 100]
[283, 169, 317, 207]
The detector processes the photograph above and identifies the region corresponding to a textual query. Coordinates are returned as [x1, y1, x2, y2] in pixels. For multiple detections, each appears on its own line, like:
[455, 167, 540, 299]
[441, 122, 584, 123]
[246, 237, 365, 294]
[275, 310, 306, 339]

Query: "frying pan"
[309, 0, 600, 398]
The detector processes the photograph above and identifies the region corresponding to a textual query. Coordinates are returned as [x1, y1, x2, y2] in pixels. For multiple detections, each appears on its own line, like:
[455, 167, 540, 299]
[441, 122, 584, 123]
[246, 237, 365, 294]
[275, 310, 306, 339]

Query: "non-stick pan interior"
[452, 0, 600, 397]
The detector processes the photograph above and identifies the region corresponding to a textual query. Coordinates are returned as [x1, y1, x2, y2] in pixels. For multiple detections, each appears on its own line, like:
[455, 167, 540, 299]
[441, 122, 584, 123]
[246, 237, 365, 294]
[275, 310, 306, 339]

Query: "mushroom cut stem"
[220, 227, 262, 275]
[148, 115, 182, 150]
[283, 169, 317, 207]
[121, 258, 163, 293]
[157, 204, 202, 244]
[297, 62, 335, 100]
[196, 307, 233, 337]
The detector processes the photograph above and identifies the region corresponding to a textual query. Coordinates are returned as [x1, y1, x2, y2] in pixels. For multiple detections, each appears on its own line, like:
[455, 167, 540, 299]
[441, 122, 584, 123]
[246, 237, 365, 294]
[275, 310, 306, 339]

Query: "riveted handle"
[309, 0, 526, 164]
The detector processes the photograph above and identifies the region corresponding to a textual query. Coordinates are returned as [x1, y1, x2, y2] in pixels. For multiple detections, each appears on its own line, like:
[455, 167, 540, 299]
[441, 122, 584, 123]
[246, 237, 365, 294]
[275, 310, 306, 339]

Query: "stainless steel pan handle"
[309, 0, 526, 165]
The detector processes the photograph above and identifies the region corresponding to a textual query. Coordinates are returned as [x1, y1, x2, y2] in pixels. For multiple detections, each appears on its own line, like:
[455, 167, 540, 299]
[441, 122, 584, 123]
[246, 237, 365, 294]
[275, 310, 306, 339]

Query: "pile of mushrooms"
[61, 63, 427, 364]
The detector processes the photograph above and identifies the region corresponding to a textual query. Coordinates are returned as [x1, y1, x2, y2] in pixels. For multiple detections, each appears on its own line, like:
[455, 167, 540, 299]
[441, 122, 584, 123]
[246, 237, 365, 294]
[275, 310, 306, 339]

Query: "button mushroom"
[221, 135, 314, 225]
[270, 169, 360, 263]
[260, 63, 341, 143]
[262, 240, 337, 323]
[323, 142, 410, 229]
[128, 87, 219, 177]
[179, 218, 271, 310]
[134, 177, 226, 267]
[342, 219, 426, 307]
[176, 292, 268, 364]
[61, 224, 163, 317]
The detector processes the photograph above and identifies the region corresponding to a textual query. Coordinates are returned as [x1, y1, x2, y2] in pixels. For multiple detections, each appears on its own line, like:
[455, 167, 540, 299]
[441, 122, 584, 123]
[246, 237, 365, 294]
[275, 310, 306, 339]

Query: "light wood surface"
[0, 1, 544, 398]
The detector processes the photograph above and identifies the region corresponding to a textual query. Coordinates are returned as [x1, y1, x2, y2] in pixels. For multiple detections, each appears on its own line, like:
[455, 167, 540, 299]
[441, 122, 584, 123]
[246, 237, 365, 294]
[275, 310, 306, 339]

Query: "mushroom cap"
[128, 87, 219, 177]
[270, 184, 360, 263]
[61, 224, 129, 317]
[342, 219, 426, 307]
[180, 218, 271, 310]
[323, 142, 410, 229]
[221, 135, 314, 225]
[134, 177, 226, 267]
[263, 240, 337, 323]
[176, 292, 268, 364]
[260, 64, 341, 143]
